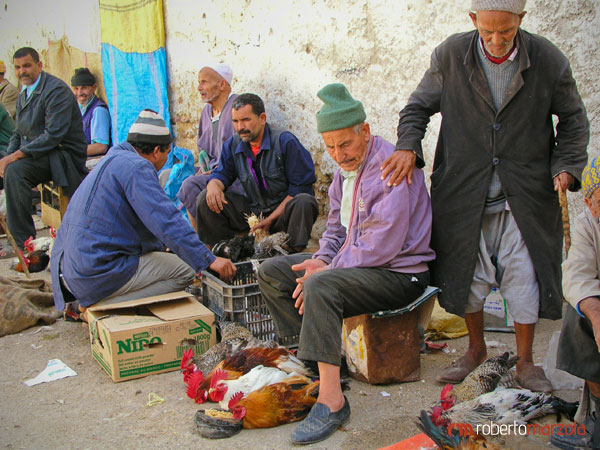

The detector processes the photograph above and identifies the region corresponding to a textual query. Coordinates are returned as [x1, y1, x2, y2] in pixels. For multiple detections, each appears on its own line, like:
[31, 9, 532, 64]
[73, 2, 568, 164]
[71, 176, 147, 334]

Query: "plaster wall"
[0, 0, 101, 80]
[163, 0, 600, 176]
[0, 0, 598, 219]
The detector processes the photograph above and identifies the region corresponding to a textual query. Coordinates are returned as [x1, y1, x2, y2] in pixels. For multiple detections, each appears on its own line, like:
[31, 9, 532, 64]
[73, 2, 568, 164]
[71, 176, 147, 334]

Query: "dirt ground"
[0, 229, 582, 450]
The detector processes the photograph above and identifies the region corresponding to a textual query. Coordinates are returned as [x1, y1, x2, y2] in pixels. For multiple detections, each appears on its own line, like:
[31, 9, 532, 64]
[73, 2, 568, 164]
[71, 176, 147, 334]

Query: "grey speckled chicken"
[449, 352, 519, 403]
[191, 321, 279, 375]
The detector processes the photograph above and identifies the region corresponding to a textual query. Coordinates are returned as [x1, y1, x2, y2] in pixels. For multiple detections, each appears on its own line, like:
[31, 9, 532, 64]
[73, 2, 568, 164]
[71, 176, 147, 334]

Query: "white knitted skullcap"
[201, 62, 233, 85]
[471, 0, 526, 14]
[127, 109, 172, 145]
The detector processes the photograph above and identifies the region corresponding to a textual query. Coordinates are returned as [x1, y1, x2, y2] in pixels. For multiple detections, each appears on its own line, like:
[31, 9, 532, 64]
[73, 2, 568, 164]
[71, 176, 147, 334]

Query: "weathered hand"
[553, 172, 574, 192]
[290, 259, 328, 315]
[205, 181, 227, 214]
[380, 150, 416, 187]
[0, 150, 25, 178]
[208, 257, 237, 282]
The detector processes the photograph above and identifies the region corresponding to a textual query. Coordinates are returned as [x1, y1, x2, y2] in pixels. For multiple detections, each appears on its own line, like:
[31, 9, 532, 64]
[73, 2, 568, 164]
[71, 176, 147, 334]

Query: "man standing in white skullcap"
[176, 62, 245, 231]
[381, 0, 589, 397]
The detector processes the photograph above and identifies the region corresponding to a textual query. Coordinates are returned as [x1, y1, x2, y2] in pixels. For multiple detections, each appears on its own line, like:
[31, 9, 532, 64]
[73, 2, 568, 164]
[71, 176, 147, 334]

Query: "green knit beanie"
[316, 83, 366, 133]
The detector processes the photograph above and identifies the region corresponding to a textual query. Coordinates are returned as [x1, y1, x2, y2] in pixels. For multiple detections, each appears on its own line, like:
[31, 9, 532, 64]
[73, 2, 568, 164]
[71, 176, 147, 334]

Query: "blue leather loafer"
[291, 396, 350, 445]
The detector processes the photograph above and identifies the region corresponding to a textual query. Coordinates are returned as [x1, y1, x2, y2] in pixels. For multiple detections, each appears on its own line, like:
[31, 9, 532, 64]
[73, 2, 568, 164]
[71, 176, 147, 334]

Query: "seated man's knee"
[258, 256, 288, 284]
[303, 271, 329, 297]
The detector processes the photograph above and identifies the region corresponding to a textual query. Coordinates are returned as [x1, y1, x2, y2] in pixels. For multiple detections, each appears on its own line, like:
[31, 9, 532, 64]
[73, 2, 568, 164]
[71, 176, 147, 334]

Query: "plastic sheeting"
[99, 0, 171, 145]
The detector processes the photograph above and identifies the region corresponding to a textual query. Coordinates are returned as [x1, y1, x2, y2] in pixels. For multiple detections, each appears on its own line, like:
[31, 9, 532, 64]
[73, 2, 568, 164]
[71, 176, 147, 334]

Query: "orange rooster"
[184, 346, 312, 403]
[228, 375, 319, 429]
[14, 249, 50, 273]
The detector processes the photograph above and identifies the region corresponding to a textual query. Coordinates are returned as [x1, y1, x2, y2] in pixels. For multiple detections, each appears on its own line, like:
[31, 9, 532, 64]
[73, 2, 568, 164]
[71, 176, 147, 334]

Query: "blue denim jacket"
[50, 142, 215, 310]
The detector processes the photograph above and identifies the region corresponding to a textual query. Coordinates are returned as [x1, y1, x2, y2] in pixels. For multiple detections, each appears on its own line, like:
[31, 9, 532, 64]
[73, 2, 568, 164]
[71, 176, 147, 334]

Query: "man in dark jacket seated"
[196, 93, 318, 252]
[0, 47, 87, 250]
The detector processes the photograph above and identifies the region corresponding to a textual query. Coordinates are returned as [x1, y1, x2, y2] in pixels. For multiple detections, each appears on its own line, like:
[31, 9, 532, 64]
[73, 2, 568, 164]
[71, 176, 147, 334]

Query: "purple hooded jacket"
[313, 135, 435, 272]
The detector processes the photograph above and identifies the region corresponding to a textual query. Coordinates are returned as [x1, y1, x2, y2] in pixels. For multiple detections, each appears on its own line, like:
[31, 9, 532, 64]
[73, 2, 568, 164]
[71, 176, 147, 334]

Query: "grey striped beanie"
[127, 109, 172, 145]
[471, 0, 526, 14]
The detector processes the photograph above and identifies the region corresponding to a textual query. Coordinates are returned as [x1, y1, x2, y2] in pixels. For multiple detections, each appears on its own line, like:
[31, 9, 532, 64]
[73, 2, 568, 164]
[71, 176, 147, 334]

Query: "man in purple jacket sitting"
[258, 83, 435, 445]
[176, 62, 244, 230]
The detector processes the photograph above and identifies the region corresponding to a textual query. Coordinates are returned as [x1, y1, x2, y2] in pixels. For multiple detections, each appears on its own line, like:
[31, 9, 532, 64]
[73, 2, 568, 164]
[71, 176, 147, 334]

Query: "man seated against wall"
[257, 84, 435, 444]
[0, 47, 87, 251]
[50, 110, 236, 320]
[175, 62, 245, 231]
[552, 157, 600, 450]
[70, 68, 111, 168]
[196, 93, 318, 253]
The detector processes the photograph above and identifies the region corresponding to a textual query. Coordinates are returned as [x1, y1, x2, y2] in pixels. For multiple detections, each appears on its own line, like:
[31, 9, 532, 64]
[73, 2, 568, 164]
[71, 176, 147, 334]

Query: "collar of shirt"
[478, 36, 519, 63]
[21, 73, 42, 99]
[78, 94, 96, 115]
[211, 92, 234, 123]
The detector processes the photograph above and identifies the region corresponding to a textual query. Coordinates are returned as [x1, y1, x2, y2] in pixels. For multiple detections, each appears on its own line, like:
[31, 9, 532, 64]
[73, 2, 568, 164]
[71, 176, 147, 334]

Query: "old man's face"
[470, 10, 524, 58]
[322, 123, 371, 172]
[197, 67, 223, 104]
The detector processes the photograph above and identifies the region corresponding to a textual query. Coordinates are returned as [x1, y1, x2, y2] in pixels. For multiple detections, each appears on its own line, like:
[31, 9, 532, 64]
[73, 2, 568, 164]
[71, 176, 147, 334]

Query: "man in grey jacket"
[381, 0, 589, 392]
[0, 47, 87, 249]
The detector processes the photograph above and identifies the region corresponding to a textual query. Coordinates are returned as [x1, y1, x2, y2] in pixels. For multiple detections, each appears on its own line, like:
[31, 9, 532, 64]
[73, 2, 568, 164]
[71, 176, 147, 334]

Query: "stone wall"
[1, 0, 598, 222]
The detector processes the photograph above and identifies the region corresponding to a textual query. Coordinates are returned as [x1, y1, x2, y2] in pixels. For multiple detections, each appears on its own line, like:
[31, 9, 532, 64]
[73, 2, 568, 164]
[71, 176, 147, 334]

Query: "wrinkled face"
[72, 84, 96, 106]
[232, 104, 266, 144]
[322, 123, 370, 172]
[13, 54, 42, 86]
[585, 188, 600, 219]
[470, 10, 524, 58]
[197, 67, 223, 103]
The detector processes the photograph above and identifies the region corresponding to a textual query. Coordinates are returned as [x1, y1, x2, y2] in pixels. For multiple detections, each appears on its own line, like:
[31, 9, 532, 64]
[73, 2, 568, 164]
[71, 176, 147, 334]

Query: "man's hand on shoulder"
[205, 179, 227, 214]
[579, 297, 600, 353]
[0, 150, 26, 177]
[380, 149, 416, 187]
[208, 256, 237, 282]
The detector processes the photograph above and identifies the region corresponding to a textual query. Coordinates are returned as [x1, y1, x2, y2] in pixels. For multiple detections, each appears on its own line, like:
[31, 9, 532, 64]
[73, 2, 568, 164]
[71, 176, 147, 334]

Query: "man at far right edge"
[381, 0, 589, 393]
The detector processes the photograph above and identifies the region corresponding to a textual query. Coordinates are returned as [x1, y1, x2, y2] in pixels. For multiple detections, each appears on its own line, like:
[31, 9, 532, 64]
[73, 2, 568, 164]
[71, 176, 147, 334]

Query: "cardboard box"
[87, 291, 216, 382]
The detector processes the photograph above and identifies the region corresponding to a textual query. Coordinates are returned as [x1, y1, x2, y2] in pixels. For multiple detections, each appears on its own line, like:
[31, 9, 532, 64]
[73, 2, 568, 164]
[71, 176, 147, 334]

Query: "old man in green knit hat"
[258, 83, 435, 445]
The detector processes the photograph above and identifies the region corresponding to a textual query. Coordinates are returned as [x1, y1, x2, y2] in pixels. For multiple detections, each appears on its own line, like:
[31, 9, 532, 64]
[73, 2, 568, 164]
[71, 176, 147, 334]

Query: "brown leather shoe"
[437, 355, 481, 384]
[516, 365, 553, 393]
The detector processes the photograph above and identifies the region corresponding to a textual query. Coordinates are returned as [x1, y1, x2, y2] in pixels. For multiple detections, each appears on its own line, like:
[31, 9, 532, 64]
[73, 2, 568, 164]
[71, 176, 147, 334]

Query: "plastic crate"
[201, 260, 298, 347]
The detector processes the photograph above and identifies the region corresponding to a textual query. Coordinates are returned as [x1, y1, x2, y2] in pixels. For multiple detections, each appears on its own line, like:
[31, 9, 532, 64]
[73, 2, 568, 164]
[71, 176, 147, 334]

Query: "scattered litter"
[380, 391, 391, 397]
[352, 429, 361, 436]
[358, 390, 369, 396]
[24, 359, 77, 386]
[425, 340, 448, 353]
[484, 340, 505, 348]
[56, 399, 65, 405]
[442, 347, 451, 354]
[30, 326, 54, 335]
[42, 334, 60, 341]
[135, 390, 142, 395]
[30, 343, 42, 349]
[147, 393, 165, 407]
[421, 379, 425, 383]
[450, 349, 456, 353]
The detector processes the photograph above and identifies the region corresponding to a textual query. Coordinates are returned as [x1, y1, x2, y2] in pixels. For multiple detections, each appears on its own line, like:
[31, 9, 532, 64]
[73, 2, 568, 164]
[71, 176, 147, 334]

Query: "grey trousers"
[196, 191, 318, 248]
[258, 254, 430, 366]
[2, 154, 52, 248]
[94, 252, 195, 306]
